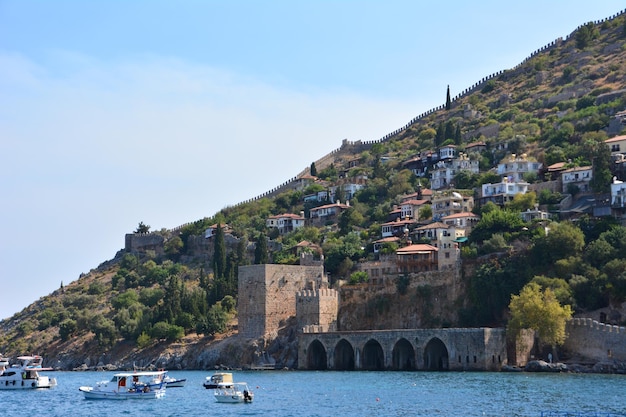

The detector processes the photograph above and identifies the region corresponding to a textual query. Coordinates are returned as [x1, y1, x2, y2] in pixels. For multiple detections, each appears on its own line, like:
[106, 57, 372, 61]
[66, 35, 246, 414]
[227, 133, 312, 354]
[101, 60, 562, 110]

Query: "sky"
[1, 1, 624, 321]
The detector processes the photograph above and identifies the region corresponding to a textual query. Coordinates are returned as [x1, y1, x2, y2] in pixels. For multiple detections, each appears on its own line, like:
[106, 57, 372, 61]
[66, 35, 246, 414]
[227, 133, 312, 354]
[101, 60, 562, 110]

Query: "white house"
[496, 154, 542, 182]
[479, 178, 529, 206]
[266, 213, 305, 235]
[561, 166, 593, 193]
[606, 135, 626, 156]
[431, 190, 474, 220]
[399, 199, 430, 220]
[413, 222, 460, 269]
[430, 153, 479, 190]
[441, 212, 480, 232]
[611, 178, 626, 208]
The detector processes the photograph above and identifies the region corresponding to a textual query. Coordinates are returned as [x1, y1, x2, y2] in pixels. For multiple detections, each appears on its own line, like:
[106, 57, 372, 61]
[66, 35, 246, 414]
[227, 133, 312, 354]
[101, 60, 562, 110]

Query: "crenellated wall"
[237, 264, 328, 339]
[563, 318, 626, 362]
[296, 288, 339, 332]
[124, 233, 165, 256]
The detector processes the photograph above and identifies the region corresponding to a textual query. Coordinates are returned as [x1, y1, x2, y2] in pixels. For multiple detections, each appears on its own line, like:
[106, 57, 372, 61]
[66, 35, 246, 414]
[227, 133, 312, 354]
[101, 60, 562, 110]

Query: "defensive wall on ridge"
[297, 327, 507, 371]
[208, 9, 626, 214]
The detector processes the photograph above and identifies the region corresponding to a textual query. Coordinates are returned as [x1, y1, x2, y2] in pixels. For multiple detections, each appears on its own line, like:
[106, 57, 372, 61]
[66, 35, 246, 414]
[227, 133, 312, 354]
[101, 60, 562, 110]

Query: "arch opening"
[362, 339, 385, 370]
[306, 339, 328, 370]
[423, 337, 449, 371]
[333, 339, 355, 370]
[392, 338, 416, 370]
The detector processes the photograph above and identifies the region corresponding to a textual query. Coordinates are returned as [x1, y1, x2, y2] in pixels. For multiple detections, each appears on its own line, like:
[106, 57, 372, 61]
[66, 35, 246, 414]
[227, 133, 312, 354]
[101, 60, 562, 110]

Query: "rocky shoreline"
[503, 359, 626, 374]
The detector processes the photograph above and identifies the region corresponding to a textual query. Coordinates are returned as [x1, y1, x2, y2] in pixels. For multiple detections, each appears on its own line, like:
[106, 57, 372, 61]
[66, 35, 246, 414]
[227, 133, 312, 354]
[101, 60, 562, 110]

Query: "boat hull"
[0, 376, 56, 390]
[165, 378, 186, 388]
[79, 386, 166, 400]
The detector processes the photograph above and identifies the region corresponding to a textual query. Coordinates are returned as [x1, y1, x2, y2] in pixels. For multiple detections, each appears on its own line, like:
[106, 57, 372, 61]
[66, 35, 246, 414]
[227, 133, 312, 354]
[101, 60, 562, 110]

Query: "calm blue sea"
[1, 370, 625, 417]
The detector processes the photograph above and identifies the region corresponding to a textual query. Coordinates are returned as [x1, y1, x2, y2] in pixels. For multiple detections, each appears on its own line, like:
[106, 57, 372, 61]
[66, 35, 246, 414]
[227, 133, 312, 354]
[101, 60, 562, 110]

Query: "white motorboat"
[203, 371, 232, 389]
[79, 371, 166, 400]
[0, 355, 57, 390]
[163, 374, 186, 388]
[214, 382, 254, 403]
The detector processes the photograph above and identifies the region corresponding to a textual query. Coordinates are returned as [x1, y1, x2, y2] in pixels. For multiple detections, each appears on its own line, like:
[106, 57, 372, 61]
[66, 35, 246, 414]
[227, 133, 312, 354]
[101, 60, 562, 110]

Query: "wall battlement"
[296, 289, 338, 299]
[563, 318, 626, 361]
[569, 317, 626, 333]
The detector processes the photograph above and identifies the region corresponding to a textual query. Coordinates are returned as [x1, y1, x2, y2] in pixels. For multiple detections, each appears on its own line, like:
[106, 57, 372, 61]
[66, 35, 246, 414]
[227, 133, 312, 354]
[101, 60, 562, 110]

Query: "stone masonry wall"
[562, 318, 626, 362]
[296, 289, 339, 332]
[238, 264, 326, 339]
[124, 233, 165, 256]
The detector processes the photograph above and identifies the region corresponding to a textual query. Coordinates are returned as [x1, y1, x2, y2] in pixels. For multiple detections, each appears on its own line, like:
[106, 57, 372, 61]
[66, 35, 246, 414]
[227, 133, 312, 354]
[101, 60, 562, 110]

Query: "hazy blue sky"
[1, 1, 624, 320]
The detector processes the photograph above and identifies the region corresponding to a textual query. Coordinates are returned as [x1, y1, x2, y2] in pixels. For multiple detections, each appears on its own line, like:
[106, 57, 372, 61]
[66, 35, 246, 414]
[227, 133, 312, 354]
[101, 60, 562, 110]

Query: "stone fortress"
[125, 196, 626, 371]
[122, 10, 626, 371]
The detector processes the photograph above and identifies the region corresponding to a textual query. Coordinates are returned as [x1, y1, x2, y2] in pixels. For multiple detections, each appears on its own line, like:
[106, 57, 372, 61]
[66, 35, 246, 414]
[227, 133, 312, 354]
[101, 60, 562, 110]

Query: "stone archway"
[333, 339, 355, 370]
[362, 339, 385, 370]
[392, 338, 415, 370]
[306, 339, 328, 370]
[423, 337, 449, 371]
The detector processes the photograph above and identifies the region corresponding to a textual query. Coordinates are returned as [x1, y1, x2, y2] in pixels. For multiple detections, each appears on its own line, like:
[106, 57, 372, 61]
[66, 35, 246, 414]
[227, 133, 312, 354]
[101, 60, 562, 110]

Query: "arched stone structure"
[306, 339, 327, 370]
[392, 337, 416, 370]
[362, 339, 385, 370]
[299, 328, 506, 371]
[334, 339, 355, 370]
[423, 337, 449, 371]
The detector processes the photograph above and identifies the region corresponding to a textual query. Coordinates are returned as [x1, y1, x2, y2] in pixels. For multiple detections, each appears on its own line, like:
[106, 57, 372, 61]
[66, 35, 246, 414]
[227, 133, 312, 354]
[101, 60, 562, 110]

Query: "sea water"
[1, 370, 625, 417]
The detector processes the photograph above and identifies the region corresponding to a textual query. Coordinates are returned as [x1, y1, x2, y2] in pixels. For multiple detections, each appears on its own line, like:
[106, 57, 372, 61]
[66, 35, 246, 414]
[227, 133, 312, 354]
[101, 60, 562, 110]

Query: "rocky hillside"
[2, 11, 626, 370]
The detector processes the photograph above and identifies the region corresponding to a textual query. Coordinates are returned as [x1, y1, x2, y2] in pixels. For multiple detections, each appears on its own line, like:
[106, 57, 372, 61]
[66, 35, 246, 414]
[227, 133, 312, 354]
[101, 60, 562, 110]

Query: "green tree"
[213, 224, 226, 279]
[470, 208, 525, 244]
[59, 318, 77, 341]
[165, 236, 184, 260]
[507, 282, 573, 347]
[533, 221, 585, 266]
[134, 221, 151, 234]
[575, 22, 599, 49]
[338, 207, 365, 235]
[446, 85, 451, 110]
[310, 162, 317, 177]
[435, 122, 444, 147]
[418, 204, 432, 221]
[254, 234, 269, 264]
[349, 271, 368, 284]
[588, 138, 612, 193]
[504, 192, 536, 212]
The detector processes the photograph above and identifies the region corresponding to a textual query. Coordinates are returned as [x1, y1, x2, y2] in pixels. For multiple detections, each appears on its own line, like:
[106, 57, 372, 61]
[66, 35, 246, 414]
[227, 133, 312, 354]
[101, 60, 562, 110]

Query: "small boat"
[214, 382, 254, 403]
[203, 372, 233, 389]
[0, 355, 57, 390]
[79, 371, 166, 400]
[163, 374, 186, 388]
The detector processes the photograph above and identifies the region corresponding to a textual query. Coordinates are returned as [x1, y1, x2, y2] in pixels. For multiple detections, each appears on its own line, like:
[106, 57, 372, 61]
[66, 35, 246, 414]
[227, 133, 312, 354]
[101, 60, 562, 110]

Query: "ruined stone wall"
[238, 264, 326, 339]
[562, 318, 626, 362]
[124, 233, 165, 256]
[296, 288, 339, 332]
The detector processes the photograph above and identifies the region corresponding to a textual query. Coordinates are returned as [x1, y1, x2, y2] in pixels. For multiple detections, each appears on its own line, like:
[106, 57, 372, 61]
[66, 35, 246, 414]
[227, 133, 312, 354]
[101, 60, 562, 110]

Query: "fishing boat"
[78, 371, 166, 400]
[203, 371, 233, 389]
[214, 382, 254, 403]
[0, 355, 57, 390]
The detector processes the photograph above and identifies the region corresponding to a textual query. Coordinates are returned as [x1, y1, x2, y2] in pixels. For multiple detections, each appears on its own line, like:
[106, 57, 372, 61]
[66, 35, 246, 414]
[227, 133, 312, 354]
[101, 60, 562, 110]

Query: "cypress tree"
[435, 122, 444, 147]
[310, 162, 317, 177]
[446, 85, 451, 110]
[445, 120, 455, 142]
[254, 233, 269, 264]
[213, 224, 226, 280]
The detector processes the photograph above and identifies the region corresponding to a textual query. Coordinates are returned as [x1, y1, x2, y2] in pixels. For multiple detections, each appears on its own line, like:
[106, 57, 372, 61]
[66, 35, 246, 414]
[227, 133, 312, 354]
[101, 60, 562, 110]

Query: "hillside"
[2, 11, 626, 370]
